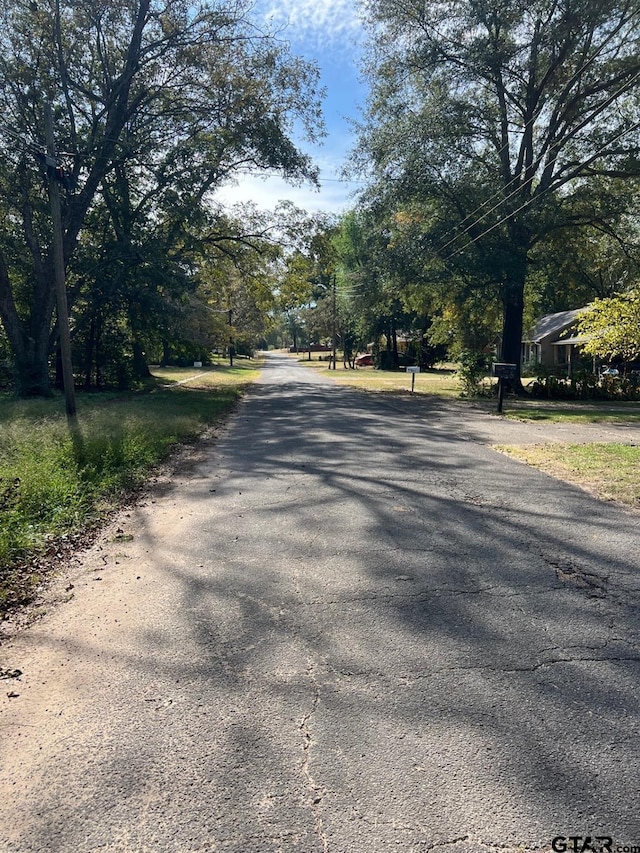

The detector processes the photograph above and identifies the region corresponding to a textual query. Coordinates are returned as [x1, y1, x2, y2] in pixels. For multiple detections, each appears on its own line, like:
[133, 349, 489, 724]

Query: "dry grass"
[151, 356, 263, 389]
[496, 443, 640, 509]
[292, 356, 461, 397]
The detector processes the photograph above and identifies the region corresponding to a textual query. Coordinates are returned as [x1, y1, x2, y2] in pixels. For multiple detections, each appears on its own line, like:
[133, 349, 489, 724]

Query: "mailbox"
[492, 362, 517, 379]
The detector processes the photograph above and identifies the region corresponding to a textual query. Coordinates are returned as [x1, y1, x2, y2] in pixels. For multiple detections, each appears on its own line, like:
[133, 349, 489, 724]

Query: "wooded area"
[0, 0, 323, 395]
[1, 0, 639, 399]
[347, 0, 640, 388]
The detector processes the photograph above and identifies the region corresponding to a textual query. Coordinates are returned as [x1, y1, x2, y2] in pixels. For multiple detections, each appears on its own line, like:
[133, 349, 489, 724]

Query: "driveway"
[1, 353, 639, 852]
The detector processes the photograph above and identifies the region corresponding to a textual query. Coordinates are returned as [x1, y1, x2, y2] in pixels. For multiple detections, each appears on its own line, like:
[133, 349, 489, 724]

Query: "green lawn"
[0, 360, 261, 615]
[496, 443, 640, 509]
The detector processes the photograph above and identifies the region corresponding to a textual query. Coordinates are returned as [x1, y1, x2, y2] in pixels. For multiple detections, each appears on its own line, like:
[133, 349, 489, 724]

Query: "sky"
[214, 0, 369, 216]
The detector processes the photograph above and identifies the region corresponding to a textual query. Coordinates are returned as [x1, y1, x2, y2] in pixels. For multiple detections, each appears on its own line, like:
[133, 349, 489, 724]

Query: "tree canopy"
[355, 0, 640, 386]
[577, 288, 640, 362]
[0, 0, 324, 394]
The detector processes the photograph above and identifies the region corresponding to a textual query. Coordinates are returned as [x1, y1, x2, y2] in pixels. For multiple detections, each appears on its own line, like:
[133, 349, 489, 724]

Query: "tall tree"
[357, 0, 640, 387]
[0, 0, 322, 395]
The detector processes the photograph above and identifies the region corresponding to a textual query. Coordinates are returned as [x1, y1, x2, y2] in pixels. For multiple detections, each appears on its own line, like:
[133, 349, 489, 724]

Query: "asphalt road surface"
[1, 353, 639, 853]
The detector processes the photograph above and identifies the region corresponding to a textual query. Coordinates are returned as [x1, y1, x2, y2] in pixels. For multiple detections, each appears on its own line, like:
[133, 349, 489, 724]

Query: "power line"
[360, 8, 640, 262]
[441, 116, 640, 263]
[430, 65, 640, 257]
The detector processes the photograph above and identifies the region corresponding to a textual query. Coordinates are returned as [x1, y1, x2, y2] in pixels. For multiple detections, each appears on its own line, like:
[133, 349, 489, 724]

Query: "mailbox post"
[492, 363, 517, 413]
[406, 365, 420, 393]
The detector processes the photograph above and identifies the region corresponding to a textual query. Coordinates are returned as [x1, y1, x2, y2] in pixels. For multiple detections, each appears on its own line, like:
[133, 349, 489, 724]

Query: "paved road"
[1, 354, 639, 853]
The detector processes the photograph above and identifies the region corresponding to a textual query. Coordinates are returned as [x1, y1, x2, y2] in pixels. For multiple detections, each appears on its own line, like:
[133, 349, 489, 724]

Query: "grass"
[496, 443, 640, 509]
[151, 357, 261, 388]
[294, 354, 640, 422]
[500, 400, 640, 423]
[0, 359, 261, 615]
[292, 355, 462, 397]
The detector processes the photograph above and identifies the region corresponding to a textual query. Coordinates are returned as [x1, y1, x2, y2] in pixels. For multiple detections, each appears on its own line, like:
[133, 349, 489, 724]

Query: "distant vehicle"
[602, 366, 620, 376]
[354, 353, 373, 366]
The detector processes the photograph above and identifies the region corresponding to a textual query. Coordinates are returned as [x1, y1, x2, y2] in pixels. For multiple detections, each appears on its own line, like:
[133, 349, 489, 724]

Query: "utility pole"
[44, 102, 76, 419]
[331, 272, 337, 370]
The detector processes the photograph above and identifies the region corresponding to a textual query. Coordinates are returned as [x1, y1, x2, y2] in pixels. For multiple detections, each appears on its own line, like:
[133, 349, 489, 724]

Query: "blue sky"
[215, 0, 368, 214]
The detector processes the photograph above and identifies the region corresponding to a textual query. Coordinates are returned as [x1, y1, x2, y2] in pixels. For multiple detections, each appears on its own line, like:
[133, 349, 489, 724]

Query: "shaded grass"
[496, 443, 640, 509]
[0, 361, 260, 614]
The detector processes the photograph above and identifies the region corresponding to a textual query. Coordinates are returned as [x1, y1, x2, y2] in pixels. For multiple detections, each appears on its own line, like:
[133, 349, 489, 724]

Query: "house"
[522, 308, 591, 371]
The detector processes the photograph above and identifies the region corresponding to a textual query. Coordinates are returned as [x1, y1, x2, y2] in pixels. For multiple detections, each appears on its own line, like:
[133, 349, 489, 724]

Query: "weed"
[0, 364, 259, 615]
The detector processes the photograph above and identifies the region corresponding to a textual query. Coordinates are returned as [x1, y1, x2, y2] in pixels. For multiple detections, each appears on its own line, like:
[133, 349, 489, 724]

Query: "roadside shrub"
[529, 365, 640, 400]
[456, 350, 490, 397]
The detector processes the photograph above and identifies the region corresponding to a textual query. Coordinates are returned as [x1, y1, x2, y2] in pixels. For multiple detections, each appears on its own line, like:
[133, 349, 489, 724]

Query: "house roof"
[525, 308, 586, 343]
[551, 334, 592, 346]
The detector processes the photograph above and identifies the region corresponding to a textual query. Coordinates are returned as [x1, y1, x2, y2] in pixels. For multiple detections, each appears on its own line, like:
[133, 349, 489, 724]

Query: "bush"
[456, 350, 490, 397]
[528, 365, 640, 401]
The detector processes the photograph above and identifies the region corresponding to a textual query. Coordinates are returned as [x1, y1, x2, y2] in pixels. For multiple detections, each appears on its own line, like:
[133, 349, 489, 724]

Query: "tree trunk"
[84, 318, 96, 389]
[0, 249, 55, 396]
[95, 315, 103, 390]
[500, 262, 526, 394]
[12, 340, 53, 397]
[55, 342, 63, 389]
[391, 321, 399, 369]
[132, 339, 151, 379]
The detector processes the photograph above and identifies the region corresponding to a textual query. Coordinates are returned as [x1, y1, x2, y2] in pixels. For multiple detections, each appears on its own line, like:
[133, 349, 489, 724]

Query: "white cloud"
[215, 172, 358, 214]
[214, 141, 364, 214]
[213, 3, 368, 215]
[257, 0, 364, 46]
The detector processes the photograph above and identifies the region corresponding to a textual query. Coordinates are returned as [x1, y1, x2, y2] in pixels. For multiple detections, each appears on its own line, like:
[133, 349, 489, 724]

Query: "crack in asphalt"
[334, 651, 640, 681]
[294, 563, 328, 852]
[538, 550, 611, 599]
[339, 821, 545, 853]
[284, 586, 565, 609]
[426, 843, 546, 853]
[299, 659, 327, 853]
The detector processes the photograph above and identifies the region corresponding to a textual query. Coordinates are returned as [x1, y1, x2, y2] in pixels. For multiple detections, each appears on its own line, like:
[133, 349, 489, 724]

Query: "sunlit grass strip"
[151, 357, 262, 389]
[295, 358, 462, 398]
[502, 403, 640, 423]
[495, 443, 640, 508]
[0, 365, 260, 613]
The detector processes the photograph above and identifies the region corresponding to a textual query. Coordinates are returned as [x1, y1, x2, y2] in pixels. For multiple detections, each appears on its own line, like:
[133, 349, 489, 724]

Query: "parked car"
[354, 353, 373, 367]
